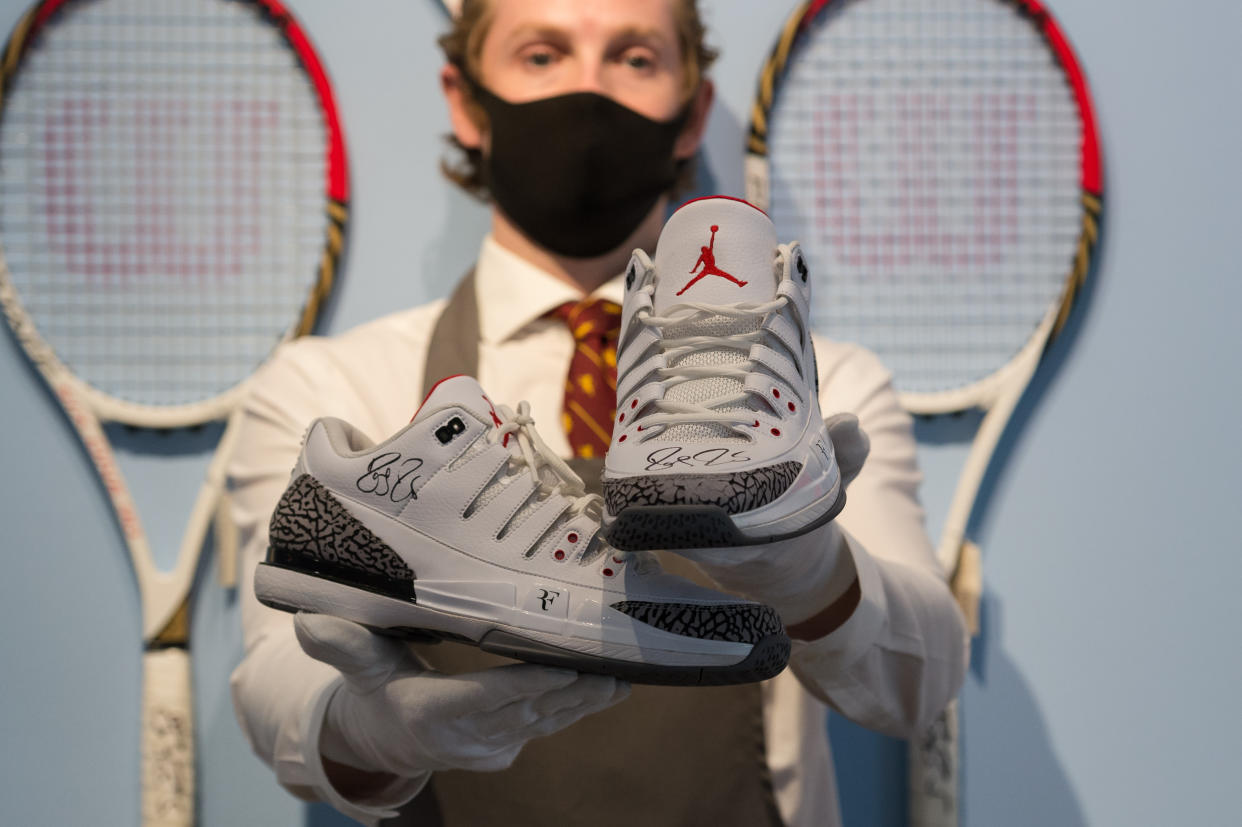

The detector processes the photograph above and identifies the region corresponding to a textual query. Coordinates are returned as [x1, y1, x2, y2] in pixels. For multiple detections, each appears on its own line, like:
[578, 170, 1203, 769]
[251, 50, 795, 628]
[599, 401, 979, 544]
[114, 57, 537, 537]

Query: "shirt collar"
[475, 234, 627, 344]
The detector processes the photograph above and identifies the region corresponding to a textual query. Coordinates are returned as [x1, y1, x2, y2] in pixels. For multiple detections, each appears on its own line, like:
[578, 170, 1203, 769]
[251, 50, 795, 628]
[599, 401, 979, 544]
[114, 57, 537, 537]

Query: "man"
[228, 1, 969, 824]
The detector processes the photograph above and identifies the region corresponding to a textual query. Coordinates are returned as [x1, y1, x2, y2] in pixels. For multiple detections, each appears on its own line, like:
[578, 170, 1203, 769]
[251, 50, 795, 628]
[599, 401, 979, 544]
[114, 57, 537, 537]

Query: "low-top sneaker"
[602, 196, 844, 551]
[254, 375, 790, 685]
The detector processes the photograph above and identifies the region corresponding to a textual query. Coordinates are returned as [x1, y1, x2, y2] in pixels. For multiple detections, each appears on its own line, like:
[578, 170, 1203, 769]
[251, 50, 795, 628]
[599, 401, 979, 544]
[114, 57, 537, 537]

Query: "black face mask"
[462, 74, 692, 259]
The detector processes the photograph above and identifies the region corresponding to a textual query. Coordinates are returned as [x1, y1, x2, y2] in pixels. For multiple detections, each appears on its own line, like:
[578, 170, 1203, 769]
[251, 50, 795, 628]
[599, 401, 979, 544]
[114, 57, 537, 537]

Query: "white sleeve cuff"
[272, 673, 430, 826]
[789, 526, 888, 673]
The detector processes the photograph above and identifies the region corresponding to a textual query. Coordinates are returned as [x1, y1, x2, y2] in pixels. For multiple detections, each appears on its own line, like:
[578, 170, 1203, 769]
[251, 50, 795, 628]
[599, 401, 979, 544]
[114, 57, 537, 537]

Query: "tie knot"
[553, 298, 622, 344]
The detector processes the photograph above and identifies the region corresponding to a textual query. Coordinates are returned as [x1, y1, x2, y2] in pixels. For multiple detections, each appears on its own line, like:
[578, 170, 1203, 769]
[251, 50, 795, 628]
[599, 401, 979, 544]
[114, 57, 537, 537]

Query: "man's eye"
[524, 50, 556, 68]
[620, 50, 657, 72]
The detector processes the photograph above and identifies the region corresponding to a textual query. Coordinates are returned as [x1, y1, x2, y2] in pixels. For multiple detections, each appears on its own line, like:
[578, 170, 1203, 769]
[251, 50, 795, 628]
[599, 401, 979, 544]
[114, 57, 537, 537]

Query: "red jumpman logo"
[677, 224, 748, 296]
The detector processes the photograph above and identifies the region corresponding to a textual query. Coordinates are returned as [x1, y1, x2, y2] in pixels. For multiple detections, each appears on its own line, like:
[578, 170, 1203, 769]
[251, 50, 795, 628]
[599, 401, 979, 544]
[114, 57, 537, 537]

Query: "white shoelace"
[486, 402, 651, 571]
[635, 291, 790, 432]
[487, 401, 600, 519]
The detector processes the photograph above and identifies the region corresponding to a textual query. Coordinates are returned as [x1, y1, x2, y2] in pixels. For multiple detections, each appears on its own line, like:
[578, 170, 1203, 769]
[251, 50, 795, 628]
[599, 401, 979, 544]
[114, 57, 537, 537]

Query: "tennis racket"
[0, 0, 347, 823]
[745, 1, 1101, 825]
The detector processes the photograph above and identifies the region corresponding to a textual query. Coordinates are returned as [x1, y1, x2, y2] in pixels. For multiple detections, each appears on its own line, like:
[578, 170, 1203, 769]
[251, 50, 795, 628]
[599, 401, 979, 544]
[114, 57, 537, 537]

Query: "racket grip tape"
[951, 540, 983, 637]
[141, 646, 195, 827]
[909, 701, 959, 827]
[215, 492, 239, 589]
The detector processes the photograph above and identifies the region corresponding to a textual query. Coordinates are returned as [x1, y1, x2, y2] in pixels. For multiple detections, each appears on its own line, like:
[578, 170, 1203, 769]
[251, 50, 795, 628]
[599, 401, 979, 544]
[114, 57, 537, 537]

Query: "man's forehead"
[486, 0, 679, 39]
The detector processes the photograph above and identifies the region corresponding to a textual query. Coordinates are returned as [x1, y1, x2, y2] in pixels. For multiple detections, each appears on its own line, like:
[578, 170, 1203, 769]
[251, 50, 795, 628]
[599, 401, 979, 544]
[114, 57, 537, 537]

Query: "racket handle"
[951, 540, 983, 636]
[909, 701, 959, 827]
[141, 647, 195, 827]
[215, 492, 239, 589]
[743, 153, 770, 211]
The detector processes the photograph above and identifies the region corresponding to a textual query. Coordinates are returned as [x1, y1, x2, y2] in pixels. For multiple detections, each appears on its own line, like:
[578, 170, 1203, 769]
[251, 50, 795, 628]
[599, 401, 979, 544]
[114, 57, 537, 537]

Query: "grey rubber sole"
[604, 488, 847, 552]
[255, 562, 790, 686]
[477, 629, 790, 687]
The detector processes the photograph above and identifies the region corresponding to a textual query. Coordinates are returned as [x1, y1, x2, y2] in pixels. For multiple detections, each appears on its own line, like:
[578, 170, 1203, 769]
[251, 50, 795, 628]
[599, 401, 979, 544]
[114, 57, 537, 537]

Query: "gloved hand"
[822, 412, 871, 490]
[294, 613, 631, 778]
[677, 413, 871, 626]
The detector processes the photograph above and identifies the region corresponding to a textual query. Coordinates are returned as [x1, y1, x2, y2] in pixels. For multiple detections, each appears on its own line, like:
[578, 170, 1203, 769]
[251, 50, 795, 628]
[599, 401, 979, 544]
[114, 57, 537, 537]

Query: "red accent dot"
[771, 428, 781, 436]
[554, 549, 566, 560]
[631, 399, 638, 408]
[619, 413, 625, 423]
[788, 401, 796, 412]
[772, 388, 781, 398]
[567, 532, 579, 544]
[602, 567, 615, 577]
[618, 434, 627, 442]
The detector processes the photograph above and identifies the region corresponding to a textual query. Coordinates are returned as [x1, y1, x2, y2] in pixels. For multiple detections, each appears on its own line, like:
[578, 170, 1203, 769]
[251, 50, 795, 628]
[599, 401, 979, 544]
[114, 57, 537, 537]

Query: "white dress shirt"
[227, 235, 969, 825]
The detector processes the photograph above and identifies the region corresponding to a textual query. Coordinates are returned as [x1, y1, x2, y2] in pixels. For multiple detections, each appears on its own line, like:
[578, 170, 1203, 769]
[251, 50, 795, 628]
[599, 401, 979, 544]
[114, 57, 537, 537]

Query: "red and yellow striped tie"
[552, 298, 622, 458]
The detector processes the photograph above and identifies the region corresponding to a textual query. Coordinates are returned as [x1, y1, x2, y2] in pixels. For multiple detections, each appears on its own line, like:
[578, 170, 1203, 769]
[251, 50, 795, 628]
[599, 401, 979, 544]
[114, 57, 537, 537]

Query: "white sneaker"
[602, 196, 843, 551]
[254, 375, 789, 685]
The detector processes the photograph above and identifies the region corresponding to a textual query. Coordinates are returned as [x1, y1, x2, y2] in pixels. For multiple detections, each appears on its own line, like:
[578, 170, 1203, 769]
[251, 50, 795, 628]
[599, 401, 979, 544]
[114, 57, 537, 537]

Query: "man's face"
[475, 0, 687, 122]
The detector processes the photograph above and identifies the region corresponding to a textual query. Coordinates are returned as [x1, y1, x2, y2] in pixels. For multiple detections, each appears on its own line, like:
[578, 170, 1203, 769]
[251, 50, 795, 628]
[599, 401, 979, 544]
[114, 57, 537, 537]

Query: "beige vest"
[386, 273, 783, 826]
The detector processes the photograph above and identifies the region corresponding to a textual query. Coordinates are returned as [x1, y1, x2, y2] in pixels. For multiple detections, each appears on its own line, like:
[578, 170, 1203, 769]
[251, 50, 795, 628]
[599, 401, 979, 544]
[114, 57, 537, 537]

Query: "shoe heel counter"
[292, 417, 341, 481]
[266, 474, 415, 599]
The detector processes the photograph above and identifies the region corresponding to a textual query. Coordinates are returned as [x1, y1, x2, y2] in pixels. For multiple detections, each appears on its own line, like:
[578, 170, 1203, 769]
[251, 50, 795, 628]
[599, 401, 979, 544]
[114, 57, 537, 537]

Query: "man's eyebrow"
[497, 23, 672, 49]
[498, 24, 569, 47]
[609, 26, 672, 48]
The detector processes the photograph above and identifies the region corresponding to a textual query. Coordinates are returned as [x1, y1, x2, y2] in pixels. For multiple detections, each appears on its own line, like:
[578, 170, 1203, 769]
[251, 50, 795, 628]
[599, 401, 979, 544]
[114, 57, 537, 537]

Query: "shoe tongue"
[652, 197, 778, 313]
[413, 374, 503, 429]
[650, 198, 777, 444]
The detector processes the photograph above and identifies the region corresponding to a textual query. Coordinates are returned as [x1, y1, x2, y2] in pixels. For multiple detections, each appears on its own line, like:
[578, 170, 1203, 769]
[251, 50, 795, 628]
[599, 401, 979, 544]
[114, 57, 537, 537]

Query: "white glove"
[823, 412, 870, 490]
[679, 413, 871, 626]
[294, 613, 631, 778]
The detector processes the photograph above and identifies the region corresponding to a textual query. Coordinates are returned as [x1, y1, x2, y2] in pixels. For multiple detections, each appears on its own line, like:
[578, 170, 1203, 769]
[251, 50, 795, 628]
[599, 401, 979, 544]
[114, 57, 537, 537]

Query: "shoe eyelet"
[602, 567, 615, 577]
[771, 428, 781, 436]
[612, 556, 625, 565]
[567, 532, 579, 544]
[554, 549, 566, 561]
[751, 420, 760, 428]
[772, 388, 781, 399]
[631, 399, 638, 409]
[618, 413, 625, 423]
[618, 434, 627, 442]
[788, 401, 796, 412]
[636, 425, 645, 432]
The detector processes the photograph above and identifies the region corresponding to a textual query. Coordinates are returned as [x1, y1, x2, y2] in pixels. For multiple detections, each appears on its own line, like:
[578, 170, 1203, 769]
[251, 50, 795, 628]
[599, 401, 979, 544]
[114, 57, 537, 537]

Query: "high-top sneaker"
[602, 196, 844, 551]
[254, 375, 790, 685]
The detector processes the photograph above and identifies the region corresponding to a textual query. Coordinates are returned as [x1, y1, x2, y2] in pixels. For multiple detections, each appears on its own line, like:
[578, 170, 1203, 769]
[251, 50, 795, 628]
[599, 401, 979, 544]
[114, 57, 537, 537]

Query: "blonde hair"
[438, 0, 718, 199]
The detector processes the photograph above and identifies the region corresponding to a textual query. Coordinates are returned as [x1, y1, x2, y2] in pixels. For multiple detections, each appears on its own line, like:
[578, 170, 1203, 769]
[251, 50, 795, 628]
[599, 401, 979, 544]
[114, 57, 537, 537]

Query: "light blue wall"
[0, 1, 1238, 825]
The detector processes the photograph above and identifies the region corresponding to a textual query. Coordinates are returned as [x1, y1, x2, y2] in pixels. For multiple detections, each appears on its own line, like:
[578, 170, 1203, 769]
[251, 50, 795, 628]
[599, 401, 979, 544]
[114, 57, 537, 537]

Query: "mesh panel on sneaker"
[498, 488, 546, 540]
[527, 519, 593, 561]
[462, 423, 569, 519]
[463, 467, 512, 518]
[658, 313, 762, 442]
[578, 531, 608, 564]
[447, 432, 491, 470]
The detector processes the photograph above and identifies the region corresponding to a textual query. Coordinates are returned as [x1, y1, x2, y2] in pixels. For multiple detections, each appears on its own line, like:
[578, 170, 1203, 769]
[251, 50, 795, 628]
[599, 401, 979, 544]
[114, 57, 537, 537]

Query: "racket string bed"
[0, 0, 329, 407]
[0, 1, 349, 825]
[747, 2, 1102, 826]
[765, 0, 1085, 395]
